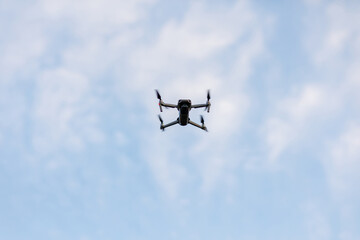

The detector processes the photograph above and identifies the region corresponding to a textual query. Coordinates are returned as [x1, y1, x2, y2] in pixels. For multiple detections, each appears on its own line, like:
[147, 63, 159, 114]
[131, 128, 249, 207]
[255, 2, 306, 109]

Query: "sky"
[1, 0, 360, 239]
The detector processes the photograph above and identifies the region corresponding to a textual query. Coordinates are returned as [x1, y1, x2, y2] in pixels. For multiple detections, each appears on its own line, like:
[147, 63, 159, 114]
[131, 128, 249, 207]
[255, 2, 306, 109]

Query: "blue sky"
[1, 0, 360, 239]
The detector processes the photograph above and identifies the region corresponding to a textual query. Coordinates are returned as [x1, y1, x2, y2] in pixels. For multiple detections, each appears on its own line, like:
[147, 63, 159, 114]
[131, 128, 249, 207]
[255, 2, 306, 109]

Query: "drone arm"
[156, 90, 177, 111]
[191, 90, 211, 112]
[161, 119, 179, 130]
[160, 102, 178, 108]
[188, 119, 207, 131]
[192, 102, 211, 112]
[191, 103, 208, 109]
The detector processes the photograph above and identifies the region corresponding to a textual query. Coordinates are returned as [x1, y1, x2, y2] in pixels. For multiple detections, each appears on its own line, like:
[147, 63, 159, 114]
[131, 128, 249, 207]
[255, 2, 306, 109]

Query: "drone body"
[156, 90, 211, 131]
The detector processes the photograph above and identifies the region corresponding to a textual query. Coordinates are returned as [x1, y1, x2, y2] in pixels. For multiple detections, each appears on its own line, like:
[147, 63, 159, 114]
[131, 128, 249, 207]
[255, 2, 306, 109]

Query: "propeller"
[200, 115, 208, 132]
[205, 90, 211, 113]
[158, 115, 163, 123]
[155, 89, 163, 112]
[158, 115, 164, 131]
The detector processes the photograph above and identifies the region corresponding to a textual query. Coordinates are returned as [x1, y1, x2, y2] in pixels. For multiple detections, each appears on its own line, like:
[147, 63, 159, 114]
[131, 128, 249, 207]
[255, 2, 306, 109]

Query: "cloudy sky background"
[1, 0, 360, 239]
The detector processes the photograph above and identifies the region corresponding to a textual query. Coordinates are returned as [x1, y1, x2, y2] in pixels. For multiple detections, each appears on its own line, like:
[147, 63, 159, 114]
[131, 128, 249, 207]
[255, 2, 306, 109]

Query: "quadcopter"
[155, 90, 211, 131]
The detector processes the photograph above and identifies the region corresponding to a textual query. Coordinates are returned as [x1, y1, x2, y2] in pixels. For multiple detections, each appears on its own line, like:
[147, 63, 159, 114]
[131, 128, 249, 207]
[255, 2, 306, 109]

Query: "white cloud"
[264, 84, 328, 164]
[32, 68, 104, 155]
[153, 1, 253, 60]
[144, 134, 189, 199]
[39, 0, 156, 36]
[264, 0, 360, 166]
[303, 0, 323, 6]
[304, 1, 360, 67]
[303, 0, 360, 183]
[129, 0, 263, 86]
[0, 0, 270, 200]
[0, 85, 27, 150]
[326, 124, 360, 201]
[298, 3, 360, 238]
[303, 202, 331, 240]
[0, 14, 46, 82]
[0, 0, 160, 156]
[135, 0, 269, 197]
[320, 124, 360, 240]
[0, 0, 157, 83]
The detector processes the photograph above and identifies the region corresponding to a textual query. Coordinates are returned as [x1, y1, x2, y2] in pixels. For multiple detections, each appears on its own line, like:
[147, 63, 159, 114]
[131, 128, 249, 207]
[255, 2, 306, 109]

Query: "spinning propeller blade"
[155, 89, 163, 112]
[158, 115, 164, 131]
[158, 115, 163, 124]
[200, 115, 208, 132]
[156, 89, 162, 100]
[205, 90, 211, 113]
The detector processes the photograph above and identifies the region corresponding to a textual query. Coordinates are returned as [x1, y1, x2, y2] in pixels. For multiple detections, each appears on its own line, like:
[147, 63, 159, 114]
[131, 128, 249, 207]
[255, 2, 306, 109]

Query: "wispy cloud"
[132, 0, 270, 198]
[303, 0, 360, 199]
[327, 124, 360, 201]
[303, 202, 331, 240]
[32, 68, 104, 155]
[264, 84, 328, 164]
[1, 0, 360, 239]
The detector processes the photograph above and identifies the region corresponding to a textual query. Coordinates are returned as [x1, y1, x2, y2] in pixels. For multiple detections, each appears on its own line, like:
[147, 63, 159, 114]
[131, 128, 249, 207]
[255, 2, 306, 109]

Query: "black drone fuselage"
[178, 99, 191, 125]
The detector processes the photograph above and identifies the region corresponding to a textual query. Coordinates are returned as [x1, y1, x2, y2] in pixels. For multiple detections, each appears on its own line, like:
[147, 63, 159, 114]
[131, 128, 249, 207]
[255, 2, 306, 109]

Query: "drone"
[155, 89, 211, 131]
